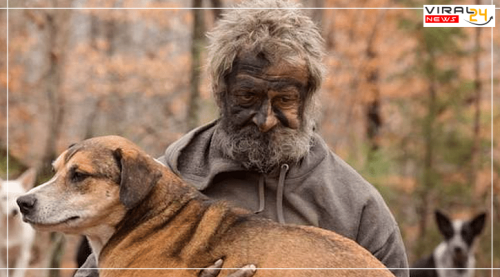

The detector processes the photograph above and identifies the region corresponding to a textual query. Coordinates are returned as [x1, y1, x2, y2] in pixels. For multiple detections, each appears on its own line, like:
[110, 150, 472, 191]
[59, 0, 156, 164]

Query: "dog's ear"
[113, 148, 162, 209]
[469, 212, 486, 237]
[18, 168, 37, 190]
[435, 210, 454, 239]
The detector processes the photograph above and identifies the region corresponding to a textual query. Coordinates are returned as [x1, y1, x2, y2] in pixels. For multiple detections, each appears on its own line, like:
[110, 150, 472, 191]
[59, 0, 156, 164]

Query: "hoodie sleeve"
[355, 190, 409, 277]
[371, 225, 409, 277]
[314, 148, 409, 277]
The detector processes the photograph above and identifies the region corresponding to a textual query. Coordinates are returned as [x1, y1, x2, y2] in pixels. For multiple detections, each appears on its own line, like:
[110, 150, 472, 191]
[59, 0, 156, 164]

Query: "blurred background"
[0, 0, 499, 276]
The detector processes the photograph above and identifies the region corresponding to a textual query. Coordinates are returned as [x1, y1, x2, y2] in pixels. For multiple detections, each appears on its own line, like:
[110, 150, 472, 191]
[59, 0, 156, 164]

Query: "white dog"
[0, 169, 37, 277]
[410, 210, 486, 277]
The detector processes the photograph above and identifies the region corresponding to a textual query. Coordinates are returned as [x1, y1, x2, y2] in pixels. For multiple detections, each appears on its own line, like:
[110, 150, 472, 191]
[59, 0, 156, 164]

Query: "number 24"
[470, 9, 487, 22]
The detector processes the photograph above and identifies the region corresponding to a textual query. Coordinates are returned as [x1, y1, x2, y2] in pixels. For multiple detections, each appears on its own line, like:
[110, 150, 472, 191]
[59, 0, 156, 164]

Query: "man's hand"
[199, 259, 256, 277]
[74, 254, 256, 277]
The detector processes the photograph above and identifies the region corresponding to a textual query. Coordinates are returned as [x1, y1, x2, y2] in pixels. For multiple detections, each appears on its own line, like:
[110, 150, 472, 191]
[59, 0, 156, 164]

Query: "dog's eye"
[70, 171, 89, 183]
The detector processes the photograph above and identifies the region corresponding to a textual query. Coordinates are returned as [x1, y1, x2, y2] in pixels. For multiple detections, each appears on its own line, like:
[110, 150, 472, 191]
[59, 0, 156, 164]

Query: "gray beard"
[215, 119, 314, 173]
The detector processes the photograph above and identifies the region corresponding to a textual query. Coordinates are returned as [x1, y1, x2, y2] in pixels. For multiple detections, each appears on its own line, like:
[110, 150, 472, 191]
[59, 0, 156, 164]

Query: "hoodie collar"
[163, 119, 328, 190]
[164, 119, 245, 190]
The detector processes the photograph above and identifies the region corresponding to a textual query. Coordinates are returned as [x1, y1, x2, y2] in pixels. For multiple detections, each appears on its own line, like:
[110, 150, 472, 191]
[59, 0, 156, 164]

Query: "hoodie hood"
[163, 119, 327, 224]
[163, 119, 245, 189]
[163, 119, 328, 191]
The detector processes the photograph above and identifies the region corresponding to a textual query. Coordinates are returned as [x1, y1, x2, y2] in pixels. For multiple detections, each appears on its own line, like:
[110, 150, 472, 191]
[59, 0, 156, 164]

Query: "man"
[76, 1, 409, 276]
[161, 0, 409, 276]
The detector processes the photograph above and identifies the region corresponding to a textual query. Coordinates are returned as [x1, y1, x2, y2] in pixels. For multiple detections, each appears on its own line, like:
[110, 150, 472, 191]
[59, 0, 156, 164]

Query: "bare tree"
[187, 0, 205, 130]
[39, 8, 71, 179]
[365, 9, 387, 154]
[468, 0, 482, 187]
[211, 0, 223, 21]
[37, 4, 72, 277]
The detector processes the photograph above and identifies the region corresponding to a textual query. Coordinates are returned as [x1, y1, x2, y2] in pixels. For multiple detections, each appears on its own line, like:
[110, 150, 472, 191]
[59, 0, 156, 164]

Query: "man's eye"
[276, 95, 297, 107]
[236, 93, 257, 105]
[279, 96, 292, 103]
[240, 95, 254, 101]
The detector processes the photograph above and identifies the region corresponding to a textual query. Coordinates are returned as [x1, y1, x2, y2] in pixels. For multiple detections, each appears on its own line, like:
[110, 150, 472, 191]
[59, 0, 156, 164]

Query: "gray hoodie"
[159, 120, 409, 277]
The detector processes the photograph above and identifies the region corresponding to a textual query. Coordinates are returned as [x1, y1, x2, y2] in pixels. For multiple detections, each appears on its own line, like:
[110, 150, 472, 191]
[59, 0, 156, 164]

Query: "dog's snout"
[17, 195, 37, 215]
[10, 209, 19, 217]
[453, 246, 468, 261]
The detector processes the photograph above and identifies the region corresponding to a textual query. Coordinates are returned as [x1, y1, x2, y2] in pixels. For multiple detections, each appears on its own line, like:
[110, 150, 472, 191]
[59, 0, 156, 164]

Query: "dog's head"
[0, 168, 36, 218]
[16, 136, 162, 235]
[435, 210, 486, 268]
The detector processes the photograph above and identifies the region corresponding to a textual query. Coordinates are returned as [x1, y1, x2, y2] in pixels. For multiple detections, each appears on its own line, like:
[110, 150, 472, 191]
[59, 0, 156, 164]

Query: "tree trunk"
[187, 0, 204, 130]
[48, 233, 65, 277]
[40, 10, 69, 179]
[210, 0, 223, 21]
[365, 10, 387, 155]
[469, 0, 482, 187]
[39, 5, 72, 277]
[418, 51, 438, 248]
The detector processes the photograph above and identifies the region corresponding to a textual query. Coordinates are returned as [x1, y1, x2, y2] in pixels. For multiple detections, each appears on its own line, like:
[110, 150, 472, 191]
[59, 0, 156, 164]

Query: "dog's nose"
[16, 195, 37, 215]
[10, 209, 19, 217]
[453, 246, 466, 258]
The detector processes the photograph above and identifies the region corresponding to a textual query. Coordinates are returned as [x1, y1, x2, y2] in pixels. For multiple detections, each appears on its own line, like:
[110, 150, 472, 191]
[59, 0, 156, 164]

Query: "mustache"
[216, 120, 313, 173]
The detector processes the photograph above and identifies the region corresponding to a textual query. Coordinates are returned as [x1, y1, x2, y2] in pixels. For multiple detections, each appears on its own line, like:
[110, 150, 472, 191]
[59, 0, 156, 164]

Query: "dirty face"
[17, 140, 126, 235]
[217, 52, 313, 172]
[223, 52, 309, 133]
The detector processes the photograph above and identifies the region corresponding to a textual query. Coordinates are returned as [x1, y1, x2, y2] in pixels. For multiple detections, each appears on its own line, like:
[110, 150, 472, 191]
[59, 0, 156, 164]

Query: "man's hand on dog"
[74, 255, 256, 277]
[199, 259, 256, 277]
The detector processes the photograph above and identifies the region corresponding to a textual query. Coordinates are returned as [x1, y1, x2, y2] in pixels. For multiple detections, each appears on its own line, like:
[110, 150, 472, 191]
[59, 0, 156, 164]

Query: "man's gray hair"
[207, 0, 326, 109]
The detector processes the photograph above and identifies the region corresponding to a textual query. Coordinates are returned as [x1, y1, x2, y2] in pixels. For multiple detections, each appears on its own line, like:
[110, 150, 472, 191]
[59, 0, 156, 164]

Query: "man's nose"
[252, 102, 278, 133]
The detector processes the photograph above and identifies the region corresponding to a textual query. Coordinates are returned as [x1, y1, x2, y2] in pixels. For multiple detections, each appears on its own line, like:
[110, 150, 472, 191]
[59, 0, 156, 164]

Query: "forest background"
[0, 0, 499, 276]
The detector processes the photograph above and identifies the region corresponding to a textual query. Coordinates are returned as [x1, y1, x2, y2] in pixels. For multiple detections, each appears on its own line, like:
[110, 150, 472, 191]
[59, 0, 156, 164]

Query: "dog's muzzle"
[17, 194, 37, 216]
[10, 209, 19, 217]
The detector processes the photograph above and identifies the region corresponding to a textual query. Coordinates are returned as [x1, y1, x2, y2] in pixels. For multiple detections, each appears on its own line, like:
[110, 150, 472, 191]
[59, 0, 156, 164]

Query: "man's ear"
[113, 148, 162, 209]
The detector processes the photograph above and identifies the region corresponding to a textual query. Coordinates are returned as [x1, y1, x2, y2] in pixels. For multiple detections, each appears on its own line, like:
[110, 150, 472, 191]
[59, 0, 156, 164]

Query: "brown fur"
[20, 136, 394, 277]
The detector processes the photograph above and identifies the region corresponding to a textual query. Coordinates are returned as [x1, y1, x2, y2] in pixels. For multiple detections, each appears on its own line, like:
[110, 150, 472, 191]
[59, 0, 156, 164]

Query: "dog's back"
[410, 210, 486, 277]
[216, 216, 390, 273]
[101, 199, 392, 277]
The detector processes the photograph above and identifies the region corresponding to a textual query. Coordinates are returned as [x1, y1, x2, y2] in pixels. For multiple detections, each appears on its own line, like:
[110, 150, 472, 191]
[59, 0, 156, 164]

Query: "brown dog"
[17, 136, 394, 277]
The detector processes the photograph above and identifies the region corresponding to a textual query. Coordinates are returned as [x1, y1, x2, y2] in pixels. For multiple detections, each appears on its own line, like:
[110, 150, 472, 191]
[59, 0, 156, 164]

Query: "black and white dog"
[410, 210, 486, 277]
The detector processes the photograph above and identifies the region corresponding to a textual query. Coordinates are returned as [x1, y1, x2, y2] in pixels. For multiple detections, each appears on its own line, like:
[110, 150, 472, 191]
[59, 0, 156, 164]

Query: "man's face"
[217, 52, 313, 173]
[224, 53, 309, 132]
